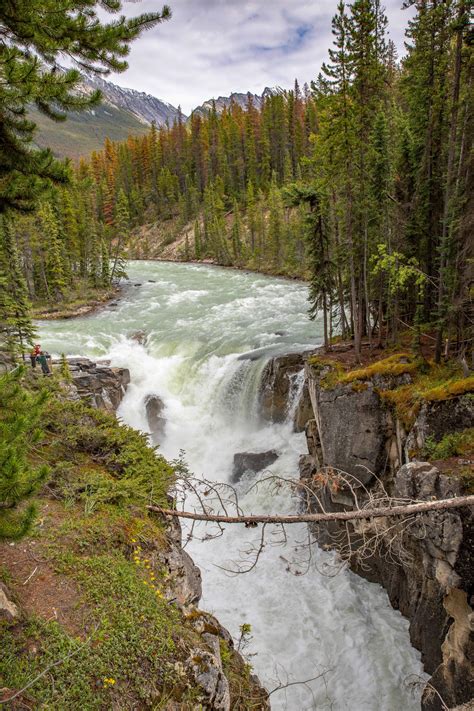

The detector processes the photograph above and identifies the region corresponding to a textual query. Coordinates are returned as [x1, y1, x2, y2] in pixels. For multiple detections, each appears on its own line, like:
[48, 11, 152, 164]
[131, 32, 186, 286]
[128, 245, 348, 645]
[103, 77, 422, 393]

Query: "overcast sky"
[109, 0, 412, 113]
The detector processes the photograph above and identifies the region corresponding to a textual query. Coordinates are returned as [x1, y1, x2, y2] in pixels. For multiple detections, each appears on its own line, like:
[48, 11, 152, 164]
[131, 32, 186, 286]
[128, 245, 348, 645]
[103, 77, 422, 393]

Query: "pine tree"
[0, 368, 49, 540]
[38, 202, 67, 299]
[0, 216, 36, 355]
[0, 1, 171, 212]
[231, 199, 243, 262]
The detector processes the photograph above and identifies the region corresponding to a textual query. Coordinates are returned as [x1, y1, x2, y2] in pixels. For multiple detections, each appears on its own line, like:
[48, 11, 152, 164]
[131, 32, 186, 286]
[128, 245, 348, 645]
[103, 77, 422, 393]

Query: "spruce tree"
[0, 216, 36, 355]
[0, 368, 49, 540]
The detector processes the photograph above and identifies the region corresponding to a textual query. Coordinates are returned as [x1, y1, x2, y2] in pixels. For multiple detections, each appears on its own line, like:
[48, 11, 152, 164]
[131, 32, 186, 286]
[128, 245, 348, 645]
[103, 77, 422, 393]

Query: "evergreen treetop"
[0, 0, 171, 212]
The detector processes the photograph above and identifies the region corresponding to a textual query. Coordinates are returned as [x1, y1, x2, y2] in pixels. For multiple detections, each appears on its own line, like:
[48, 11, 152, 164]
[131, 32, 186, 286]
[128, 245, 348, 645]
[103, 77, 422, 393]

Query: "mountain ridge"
[34, 72, 284, 158]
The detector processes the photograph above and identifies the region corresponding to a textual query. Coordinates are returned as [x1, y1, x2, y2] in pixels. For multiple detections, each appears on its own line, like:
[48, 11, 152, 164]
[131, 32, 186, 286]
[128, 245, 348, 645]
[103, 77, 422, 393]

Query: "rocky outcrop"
[258, 352, 305, 423]
[145, 394, 166, 443]
[406, 394, 474, 459]
[62, 357, 130, 411]
[299, 360, 474, 710]
[232, 450, 279, 483]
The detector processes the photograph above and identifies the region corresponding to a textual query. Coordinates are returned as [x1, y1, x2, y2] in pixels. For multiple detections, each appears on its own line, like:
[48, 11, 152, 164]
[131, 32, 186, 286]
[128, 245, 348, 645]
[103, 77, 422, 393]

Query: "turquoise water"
[38, 261, 426, 711]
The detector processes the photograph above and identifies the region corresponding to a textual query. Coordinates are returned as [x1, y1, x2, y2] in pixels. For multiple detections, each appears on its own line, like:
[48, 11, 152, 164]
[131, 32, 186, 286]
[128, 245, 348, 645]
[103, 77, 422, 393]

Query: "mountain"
[81, 72, 185, 127]
[32, 73, 283, 160]
[191, 87, 283, 118]
[33, 72, 184, 160]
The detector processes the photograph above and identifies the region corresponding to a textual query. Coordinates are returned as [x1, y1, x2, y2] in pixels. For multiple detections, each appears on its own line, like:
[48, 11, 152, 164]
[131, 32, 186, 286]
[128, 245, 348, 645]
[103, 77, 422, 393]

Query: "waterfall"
[38, 260, 426, 710]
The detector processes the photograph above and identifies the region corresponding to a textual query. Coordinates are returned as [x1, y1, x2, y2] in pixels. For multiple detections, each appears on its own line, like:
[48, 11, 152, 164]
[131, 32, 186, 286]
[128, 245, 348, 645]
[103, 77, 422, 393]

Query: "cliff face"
[297, 359, 473, 711]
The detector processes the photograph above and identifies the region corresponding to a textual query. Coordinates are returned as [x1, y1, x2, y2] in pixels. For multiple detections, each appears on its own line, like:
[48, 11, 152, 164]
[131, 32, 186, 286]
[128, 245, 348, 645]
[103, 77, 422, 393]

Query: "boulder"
[232, 450, 278, 483]
[145, 394, 165, 442]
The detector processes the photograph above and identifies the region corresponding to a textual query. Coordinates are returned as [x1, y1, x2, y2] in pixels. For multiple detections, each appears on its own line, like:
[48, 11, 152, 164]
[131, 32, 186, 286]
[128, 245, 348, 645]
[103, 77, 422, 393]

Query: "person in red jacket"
[30, 344, 41, 369]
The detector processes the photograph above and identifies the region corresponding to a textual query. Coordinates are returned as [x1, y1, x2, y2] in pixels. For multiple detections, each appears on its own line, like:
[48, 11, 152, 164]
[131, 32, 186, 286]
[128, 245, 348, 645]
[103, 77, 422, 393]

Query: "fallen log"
[147, 494, 474, 525]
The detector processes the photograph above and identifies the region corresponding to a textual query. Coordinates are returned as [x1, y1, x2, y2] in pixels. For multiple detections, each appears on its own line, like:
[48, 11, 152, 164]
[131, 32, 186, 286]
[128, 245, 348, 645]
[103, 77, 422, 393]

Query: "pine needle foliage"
[0, 368, 49, 540]
[0, 0, 171, 212]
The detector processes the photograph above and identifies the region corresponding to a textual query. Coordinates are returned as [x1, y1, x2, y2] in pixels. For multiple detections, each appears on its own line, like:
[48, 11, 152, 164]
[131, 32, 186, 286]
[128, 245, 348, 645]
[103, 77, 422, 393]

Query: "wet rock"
[259, 353, 305, 423]
[133, 283, 142, 287]
[145, 394, 165, 442]
[232, 450, 278, 483]
[128, 329, 148, 345]
[59, 358, 130, 412]
[0, 582, 19, 621]
[293, 381, 313, 432]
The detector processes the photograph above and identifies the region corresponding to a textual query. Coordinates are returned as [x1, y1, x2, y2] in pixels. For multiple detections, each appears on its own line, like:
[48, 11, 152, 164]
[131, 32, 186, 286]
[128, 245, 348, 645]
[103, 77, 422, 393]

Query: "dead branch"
[148, 494, 474, 524]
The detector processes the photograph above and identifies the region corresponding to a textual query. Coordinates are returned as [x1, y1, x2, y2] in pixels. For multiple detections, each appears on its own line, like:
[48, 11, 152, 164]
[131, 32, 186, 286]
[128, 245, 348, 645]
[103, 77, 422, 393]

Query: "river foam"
[38, 261, 427, 710]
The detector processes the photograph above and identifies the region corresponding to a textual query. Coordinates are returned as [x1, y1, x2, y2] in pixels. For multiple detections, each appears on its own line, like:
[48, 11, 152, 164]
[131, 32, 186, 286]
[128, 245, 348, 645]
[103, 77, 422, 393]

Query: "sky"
[106, 0, 413, 114]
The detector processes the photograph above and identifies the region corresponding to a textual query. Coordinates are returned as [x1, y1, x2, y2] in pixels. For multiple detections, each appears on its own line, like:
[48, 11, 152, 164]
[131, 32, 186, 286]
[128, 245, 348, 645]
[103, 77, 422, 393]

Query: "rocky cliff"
[259, 351, 473, 710]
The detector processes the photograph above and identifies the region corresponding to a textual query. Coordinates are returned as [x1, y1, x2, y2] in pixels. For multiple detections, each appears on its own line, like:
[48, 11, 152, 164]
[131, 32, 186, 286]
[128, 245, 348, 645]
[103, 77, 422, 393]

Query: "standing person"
[30, 344, 41, 369]
[36, 350, 51, 376]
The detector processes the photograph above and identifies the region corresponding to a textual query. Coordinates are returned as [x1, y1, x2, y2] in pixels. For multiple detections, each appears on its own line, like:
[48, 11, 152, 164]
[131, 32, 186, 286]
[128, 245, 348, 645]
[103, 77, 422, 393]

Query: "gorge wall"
[259, 352, 473, 711]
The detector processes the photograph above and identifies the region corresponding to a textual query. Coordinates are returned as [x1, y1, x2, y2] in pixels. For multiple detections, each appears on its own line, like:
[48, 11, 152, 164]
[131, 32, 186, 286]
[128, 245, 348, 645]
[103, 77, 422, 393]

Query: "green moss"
[423, 376, 474, 401]
[307, 356, 345, 388]
[340, 353, 418, 384]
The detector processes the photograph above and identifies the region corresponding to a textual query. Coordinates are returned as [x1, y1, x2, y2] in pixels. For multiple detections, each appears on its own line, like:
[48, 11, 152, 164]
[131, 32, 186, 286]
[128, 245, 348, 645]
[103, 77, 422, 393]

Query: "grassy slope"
[0, 388, 267, 710]
[31, 105, 150, 160]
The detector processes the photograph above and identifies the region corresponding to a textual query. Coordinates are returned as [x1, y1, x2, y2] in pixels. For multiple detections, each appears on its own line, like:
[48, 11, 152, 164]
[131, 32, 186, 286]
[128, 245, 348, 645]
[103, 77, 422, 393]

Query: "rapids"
[38, 261, 426, 710]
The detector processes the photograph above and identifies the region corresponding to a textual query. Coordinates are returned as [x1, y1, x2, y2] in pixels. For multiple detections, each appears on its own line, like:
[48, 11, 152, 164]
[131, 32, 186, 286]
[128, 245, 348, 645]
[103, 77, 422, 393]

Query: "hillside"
[32, 104, 151, 160]
[32, 72, 184, 159]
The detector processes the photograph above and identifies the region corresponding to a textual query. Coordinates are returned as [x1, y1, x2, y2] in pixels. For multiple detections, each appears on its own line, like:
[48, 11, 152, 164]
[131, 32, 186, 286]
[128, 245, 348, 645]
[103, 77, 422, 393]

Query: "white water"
[38, 261, 426, 710]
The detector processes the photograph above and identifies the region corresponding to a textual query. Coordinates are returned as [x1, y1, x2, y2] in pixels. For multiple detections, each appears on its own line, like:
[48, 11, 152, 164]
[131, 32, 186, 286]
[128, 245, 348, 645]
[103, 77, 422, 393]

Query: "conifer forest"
[1, 0, 472, 362]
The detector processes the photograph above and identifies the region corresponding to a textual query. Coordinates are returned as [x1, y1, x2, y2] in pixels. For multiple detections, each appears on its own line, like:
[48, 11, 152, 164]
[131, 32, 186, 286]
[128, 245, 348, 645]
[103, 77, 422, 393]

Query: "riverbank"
[32, 284, 125, 321]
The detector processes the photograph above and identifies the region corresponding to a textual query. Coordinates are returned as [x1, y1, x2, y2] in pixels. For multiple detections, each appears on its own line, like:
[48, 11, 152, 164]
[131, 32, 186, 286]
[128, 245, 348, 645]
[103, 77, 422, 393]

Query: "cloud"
[106, 0, 413, 113]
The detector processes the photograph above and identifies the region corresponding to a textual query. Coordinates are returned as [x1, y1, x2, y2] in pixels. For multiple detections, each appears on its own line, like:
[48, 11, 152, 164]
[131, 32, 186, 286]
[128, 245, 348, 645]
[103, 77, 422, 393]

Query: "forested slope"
[4, 0, 473, 362]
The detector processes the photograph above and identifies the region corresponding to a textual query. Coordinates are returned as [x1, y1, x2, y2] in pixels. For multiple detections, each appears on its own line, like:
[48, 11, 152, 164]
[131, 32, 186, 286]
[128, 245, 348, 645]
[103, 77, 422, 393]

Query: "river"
[38, 261, 426, 710]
